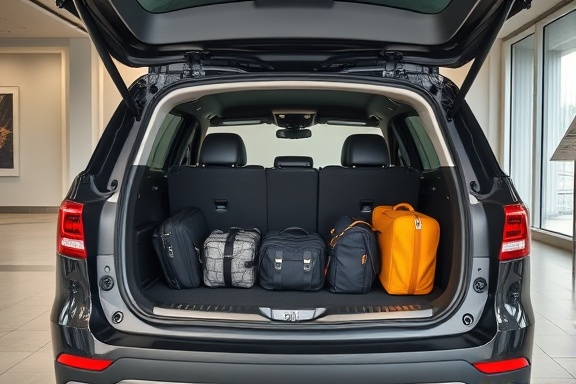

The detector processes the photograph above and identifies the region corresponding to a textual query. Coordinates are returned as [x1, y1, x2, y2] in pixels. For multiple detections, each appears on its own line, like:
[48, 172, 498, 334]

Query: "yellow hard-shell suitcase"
[372, 203, 440, 295]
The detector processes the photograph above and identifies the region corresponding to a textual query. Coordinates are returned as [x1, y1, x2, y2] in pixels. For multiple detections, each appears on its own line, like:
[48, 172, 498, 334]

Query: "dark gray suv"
[52, 0, 534, 383]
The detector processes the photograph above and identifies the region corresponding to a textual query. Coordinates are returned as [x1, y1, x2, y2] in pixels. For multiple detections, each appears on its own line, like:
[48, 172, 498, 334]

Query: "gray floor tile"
[531, 351, 574, 379]
[0, 352, 31, 375]
[557, 358, 576, 378]
[7, 343, 53, 373]
[553, 318, 576, 336]
[0, 370, 56, 384]
[0, 303, 51, 331]
[534, 314, 568, 336]
[17, 311, 50, 332]
[0, 330, 51, 352]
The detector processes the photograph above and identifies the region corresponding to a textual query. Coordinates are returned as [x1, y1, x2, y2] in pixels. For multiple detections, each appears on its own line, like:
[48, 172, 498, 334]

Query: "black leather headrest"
[341, 134, 389, 167]
[199, 133, 247, 166]
[274, 156, 314, 168]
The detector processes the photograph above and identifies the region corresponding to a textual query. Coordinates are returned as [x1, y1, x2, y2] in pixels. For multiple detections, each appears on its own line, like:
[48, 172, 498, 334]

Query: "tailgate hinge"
[381, 51, 405, 78]
[185, 52, 206, 77]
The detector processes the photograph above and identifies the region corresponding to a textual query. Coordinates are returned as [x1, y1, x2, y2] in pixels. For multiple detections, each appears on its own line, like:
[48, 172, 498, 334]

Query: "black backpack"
[327, 217, 380, 294]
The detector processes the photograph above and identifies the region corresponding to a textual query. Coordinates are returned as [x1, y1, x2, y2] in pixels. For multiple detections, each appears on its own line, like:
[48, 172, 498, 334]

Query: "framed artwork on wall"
[0, 87, 19, 176]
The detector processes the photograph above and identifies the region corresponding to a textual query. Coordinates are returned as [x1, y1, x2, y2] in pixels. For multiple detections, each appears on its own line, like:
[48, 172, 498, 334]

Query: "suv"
[52, 0, 534, 383]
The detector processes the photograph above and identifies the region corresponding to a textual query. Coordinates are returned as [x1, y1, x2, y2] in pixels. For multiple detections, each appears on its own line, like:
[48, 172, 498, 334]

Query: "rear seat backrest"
[318, 134, 420, 235]
[168, 133, 267, 232]
[266, 156, 318, 232]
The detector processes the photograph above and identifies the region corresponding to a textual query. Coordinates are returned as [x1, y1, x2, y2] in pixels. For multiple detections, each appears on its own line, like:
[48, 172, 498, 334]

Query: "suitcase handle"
[393, 203, 415, 212]
[279, 227, 309, 235]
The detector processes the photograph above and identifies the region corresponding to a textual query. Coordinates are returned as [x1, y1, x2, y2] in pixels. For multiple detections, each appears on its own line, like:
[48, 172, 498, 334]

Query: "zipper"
[160, 232, 180, 289]
[408, 213, 422, 295]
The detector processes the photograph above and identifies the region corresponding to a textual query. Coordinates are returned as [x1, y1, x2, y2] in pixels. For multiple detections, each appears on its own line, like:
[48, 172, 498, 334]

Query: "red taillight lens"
[473, 357, 529, 374]
[56, 353, 113, 371]
[499, 204, 530, 261]
[57, 200, 86, 259]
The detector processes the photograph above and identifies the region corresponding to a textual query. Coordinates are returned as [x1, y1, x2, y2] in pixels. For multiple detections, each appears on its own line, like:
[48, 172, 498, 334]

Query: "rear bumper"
[54, 356, 531, 384]
[52, 319, 534, 384]
[51, 256, 534, 384]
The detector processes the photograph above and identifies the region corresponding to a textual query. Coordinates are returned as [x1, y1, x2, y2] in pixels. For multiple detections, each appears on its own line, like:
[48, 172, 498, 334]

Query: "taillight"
[473, 357, 529, 374]
[499, 204, 530, 261]
[57, 200, 86, 259]
[56, 353, 113, 371]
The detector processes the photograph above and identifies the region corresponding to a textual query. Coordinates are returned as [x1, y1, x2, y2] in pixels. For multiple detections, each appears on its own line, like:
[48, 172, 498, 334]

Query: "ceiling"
[0, 0, 85, 38]
[0, 1, 571, 42]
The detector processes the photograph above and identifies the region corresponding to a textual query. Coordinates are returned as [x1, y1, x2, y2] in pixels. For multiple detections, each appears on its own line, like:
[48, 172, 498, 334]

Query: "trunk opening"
[120, 79, 466, 325]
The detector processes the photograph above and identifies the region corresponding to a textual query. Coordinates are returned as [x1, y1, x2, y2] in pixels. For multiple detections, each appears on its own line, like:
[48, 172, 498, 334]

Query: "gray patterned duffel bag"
[202, 228, 261, 288]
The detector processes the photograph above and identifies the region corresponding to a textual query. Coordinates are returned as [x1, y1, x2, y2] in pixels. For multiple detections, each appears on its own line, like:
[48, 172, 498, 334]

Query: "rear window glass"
[147, 114, 183, 169]
[137, 0, 451, 14]
[206, 124, 384, 168]
[405, 115, 441, 170]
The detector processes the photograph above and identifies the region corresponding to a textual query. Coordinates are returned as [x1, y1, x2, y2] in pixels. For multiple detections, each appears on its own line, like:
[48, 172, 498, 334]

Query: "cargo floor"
[145, 281, 442, 311]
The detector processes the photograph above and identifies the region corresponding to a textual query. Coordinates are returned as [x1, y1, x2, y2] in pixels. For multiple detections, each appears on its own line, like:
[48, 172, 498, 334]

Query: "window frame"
[503, 2, 576, 243]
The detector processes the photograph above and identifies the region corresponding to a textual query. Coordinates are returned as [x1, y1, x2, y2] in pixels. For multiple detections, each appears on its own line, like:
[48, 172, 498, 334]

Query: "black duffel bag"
[327, 216, 380, 294]
[152, 207, 209, 289]
[259, 227, 326, 291]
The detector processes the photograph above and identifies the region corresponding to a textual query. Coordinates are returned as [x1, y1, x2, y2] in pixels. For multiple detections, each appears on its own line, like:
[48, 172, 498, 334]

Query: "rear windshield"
[137, 0, 452, 15]
[206, 124, 384, 168]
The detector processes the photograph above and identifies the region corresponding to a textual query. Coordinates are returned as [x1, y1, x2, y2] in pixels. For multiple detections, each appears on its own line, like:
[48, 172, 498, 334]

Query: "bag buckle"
[274, 258, 283, 270]
[303, 258, 311, 272]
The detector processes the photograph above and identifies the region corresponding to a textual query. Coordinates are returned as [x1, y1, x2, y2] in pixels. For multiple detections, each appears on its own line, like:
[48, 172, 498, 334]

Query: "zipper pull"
[361, 254, 367, 265]
[414, 216, 422, 230]
[161, 233, 175, 258]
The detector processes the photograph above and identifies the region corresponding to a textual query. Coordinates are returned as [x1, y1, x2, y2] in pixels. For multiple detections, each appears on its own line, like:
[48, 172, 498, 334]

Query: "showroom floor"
[0, 214, 576, 383]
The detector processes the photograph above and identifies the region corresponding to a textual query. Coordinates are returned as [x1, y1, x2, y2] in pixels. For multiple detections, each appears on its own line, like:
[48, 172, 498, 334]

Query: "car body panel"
[62, 0, 530, 68]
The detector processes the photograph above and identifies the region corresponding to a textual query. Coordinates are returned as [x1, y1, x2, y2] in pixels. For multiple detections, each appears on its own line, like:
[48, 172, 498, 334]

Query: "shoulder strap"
[223, 229, 239, 286]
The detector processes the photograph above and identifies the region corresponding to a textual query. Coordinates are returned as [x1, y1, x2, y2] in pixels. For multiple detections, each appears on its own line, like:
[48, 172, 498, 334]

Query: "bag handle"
[229, 227, 261, 235]
[393, 203, 415, 212]
[279, 227, 309, 235]
[329, 220, 375, 248]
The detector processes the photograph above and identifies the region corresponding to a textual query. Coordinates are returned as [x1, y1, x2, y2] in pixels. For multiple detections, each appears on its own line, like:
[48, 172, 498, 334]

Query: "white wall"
[100, 60, 147, 135]
[0, 38, 147, 208]
[68, 38, 97, 184]
[0, 53, 63, 206]
[440, 45, 503, 160]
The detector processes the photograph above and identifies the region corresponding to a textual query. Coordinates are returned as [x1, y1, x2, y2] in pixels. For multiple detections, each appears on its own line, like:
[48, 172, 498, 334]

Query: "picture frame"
[0, 86, 19, 176]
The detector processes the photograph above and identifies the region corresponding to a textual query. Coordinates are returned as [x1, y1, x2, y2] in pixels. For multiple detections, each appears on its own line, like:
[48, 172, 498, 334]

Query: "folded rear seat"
[168, 133, 267, 232]
[318, 134, 420, 234]
[266, 156, 318, 232]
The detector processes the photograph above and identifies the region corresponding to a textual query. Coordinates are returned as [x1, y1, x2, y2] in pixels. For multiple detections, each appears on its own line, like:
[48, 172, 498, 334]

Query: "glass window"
[540, 10, 576, 236]
[148, 114, 183, 169]
[206, 124, 383, 168]
[509, 35, 535, 213]
[404, 115, 440, 171]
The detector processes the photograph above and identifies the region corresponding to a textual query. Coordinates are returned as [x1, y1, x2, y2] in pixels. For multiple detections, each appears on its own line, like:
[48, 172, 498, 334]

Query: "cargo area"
[121, 84, 465, 323]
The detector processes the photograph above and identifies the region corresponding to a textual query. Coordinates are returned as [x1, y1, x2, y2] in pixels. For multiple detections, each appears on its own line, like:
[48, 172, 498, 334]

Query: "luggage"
[153, 207, 209, 289]
[372, 203, 440, 295]
[327, 216, 380, 294]
[259, 227, 326, 291]
[203, 228, 261, 288]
